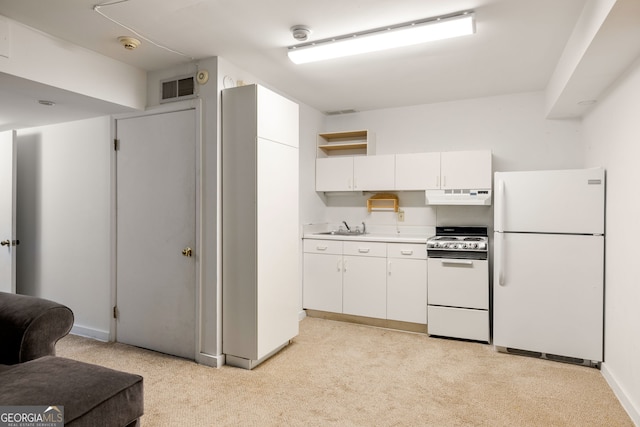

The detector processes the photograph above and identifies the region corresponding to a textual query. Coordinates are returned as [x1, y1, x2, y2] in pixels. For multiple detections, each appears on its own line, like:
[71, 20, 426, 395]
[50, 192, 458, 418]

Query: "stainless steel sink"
[315, 231, 366, 236]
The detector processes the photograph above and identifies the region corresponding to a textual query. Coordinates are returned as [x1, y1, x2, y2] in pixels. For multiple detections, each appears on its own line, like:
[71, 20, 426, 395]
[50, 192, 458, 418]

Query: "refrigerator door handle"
[497, 231, 506, 286]
[496, 179, 505, 232]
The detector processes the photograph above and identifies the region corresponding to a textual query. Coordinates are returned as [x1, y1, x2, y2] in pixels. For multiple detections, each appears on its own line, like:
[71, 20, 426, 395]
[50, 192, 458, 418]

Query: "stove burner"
[426, 226, 488, 259]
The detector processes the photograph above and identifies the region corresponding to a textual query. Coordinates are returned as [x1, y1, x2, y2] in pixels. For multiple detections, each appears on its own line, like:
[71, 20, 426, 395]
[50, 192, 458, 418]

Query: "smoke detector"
[118, 36, 141, 50]
[290, 26, 312, 42]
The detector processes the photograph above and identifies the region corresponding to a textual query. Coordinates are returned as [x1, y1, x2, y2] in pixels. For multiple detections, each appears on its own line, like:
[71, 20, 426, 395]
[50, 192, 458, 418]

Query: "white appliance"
[427, 226, 490, 342]
[425, 189, 491, 206]
[493, 167, 605, 366]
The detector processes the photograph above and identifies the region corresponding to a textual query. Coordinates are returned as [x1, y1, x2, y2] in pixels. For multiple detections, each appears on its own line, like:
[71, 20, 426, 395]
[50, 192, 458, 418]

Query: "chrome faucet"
[342, 220, 351, 231]
[361, 222, 366, 234]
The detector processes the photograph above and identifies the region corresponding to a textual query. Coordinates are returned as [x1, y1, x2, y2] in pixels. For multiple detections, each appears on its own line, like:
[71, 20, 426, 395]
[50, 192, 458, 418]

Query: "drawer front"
[427, 258, 489, 309]
[343, 241, 387, 257]
[427, 305, 489, 342]
[387, 243, 427, 260]
[303, 239, 342, 255]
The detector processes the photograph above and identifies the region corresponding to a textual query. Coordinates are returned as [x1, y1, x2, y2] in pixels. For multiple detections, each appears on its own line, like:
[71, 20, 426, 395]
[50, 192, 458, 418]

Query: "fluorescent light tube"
[288, 12, 475, 64]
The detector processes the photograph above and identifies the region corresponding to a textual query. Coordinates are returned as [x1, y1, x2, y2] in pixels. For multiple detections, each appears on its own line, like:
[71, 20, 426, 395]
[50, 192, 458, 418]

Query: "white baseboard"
[298, 310, 307, 321]
[70, 324, 110, 342]
[601, 362, 640, 425]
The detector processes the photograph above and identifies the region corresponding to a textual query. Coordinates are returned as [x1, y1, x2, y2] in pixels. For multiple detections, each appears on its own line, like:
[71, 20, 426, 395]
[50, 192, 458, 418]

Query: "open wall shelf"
[317, 130, 375, 157]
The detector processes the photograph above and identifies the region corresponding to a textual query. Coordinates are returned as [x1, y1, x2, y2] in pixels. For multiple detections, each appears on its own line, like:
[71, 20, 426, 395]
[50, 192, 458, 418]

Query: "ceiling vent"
[325, 109, 358, 116]
[160, 74, 196, 103]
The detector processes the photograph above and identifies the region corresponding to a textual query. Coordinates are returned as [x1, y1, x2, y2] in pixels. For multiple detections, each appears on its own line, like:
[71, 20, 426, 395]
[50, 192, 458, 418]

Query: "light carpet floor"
[56, 317, 632, 426]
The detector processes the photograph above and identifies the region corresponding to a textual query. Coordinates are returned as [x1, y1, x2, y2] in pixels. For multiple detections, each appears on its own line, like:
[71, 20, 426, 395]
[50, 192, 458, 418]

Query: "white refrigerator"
[493, 168, 605, 364]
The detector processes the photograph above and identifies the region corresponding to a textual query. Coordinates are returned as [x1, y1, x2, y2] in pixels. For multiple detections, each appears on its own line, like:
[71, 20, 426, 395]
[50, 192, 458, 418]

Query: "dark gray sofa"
[0, 292, 143, 427]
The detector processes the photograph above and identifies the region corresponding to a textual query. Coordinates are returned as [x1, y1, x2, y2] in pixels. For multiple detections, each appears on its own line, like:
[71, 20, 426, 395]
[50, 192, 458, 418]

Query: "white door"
[343, 255, 387, 319]
[494, 168, 605, 234]
[303, 252, 343, 312]
[0, 130, 17, 293]
[116, 109, 196, 360]
[387, 258, 427, 324]
[256, 137, 300, 359]
[493, 232, 604, 361]
[427, 258, 489, 309]
[316, 157, 353, 191]
[353, 154, 395, 191]
[395, 152, 440, 190]
[441, 150, 492, 189]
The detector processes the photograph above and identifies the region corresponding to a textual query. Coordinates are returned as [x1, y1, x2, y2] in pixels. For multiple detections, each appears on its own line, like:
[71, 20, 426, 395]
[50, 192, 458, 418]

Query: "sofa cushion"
[0, 356, 143, 427]
[0, 292, 74, 364]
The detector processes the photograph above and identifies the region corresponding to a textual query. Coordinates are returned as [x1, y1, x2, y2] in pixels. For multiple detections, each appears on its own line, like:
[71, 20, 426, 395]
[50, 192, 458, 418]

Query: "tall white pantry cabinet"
[222, 84, 300, 369]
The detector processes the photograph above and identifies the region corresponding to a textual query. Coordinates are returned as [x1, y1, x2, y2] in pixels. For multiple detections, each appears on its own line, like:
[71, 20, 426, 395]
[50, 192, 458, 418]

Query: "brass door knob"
[182, 247, 193, 257]
[1, 240, 10, 247]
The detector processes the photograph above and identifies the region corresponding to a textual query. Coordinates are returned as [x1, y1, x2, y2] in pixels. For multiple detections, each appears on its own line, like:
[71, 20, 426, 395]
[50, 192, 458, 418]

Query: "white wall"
[582, 57, 640, 424]
[0, 16, 145, 110]
[16, 116, 111, 340]
[299, 103, 327, 225]
[315, 91, 585, 230]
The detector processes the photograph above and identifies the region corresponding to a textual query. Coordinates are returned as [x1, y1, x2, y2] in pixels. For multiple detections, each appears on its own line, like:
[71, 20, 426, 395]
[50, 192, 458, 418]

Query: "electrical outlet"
[397, 210, 405, 222]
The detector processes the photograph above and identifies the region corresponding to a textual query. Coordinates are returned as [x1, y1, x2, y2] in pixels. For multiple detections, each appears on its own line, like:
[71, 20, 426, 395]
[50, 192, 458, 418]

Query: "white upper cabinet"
[314, 128, 491, 193]
[395, 152, 441, 190]
[316, 157, 354, 191]
[353, 154, 395, 191]
[440, 150, 492, 189]
[257, 85, 299, 148]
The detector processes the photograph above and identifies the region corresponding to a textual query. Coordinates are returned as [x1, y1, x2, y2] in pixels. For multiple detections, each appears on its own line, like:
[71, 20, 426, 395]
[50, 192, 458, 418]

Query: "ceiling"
[0, 0, 591, 129]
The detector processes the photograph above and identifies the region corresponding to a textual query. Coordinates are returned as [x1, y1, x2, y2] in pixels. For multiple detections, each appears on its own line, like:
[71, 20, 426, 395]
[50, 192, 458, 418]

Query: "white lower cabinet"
[303, 239, 427, 325]
[387, 243, 428, 323]
[303, 240, 343, 312]
[342, 241, 387, 318]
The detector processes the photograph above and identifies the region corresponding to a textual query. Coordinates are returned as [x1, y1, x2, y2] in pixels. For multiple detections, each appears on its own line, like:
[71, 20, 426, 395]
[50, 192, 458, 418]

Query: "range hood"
[425, 189, 492, 206]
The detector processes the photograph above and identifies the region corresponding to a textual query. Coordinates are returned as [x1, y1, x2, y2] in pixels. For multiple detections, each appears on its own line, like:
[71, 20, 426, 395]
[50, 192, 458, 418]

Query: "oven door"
[427, 257, 488, 309]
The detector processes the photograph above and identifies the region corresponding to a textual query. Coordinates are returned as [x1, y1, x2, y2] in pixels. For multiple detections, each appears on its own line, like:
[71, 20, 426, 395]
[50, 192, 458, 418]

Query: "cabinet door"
[303, 253, 343, 313]
[353, 155, 395, 191]
[316, 157, 353, 191]
[440, 150, 492, 189]
[257, 85, 299, 148]
[395, 152, 440, 190]
[387, 258, 427, 323]
[342, 255, 387, 319]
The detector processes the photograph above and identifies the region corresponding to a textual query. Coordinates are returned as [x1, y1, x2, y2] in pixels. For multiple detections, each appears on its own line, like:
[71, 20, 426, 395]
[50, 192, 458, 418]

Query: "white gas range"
[426, 226, 490, 342]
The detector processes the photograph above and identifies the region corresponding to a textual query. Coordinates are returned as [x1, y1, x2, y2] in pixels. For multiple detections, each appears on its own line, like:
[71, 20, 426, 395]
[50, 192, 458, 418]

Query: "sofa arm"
[0, 292, 74, 364]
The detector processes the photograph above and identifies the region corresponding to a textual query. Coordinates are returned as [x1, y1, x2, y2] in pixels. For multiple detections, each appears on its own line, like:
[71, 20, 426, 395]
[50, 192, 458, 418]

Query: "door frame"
[0, 130, 17, 294]
[110, 99, 202, 358]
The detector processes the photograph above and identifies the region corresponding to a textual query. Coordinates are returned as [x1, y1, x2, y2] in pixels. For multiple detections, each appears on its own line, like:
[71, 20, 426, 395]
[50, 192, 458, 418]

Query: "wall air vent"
[160, 74, 196, 103]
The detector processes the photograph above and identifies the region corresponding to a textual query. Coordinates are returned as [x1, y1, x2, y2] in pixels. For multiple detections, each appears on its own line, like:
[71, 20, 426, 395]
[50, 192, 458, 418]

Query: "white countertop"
[303, 232, 428, 244]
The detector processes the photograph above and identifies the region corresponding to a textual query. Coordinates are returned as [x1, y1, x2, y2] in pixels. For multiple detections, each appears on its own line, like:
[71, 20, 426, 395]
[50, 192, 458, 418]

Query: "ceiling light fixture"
[288, 11, 475, 65]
